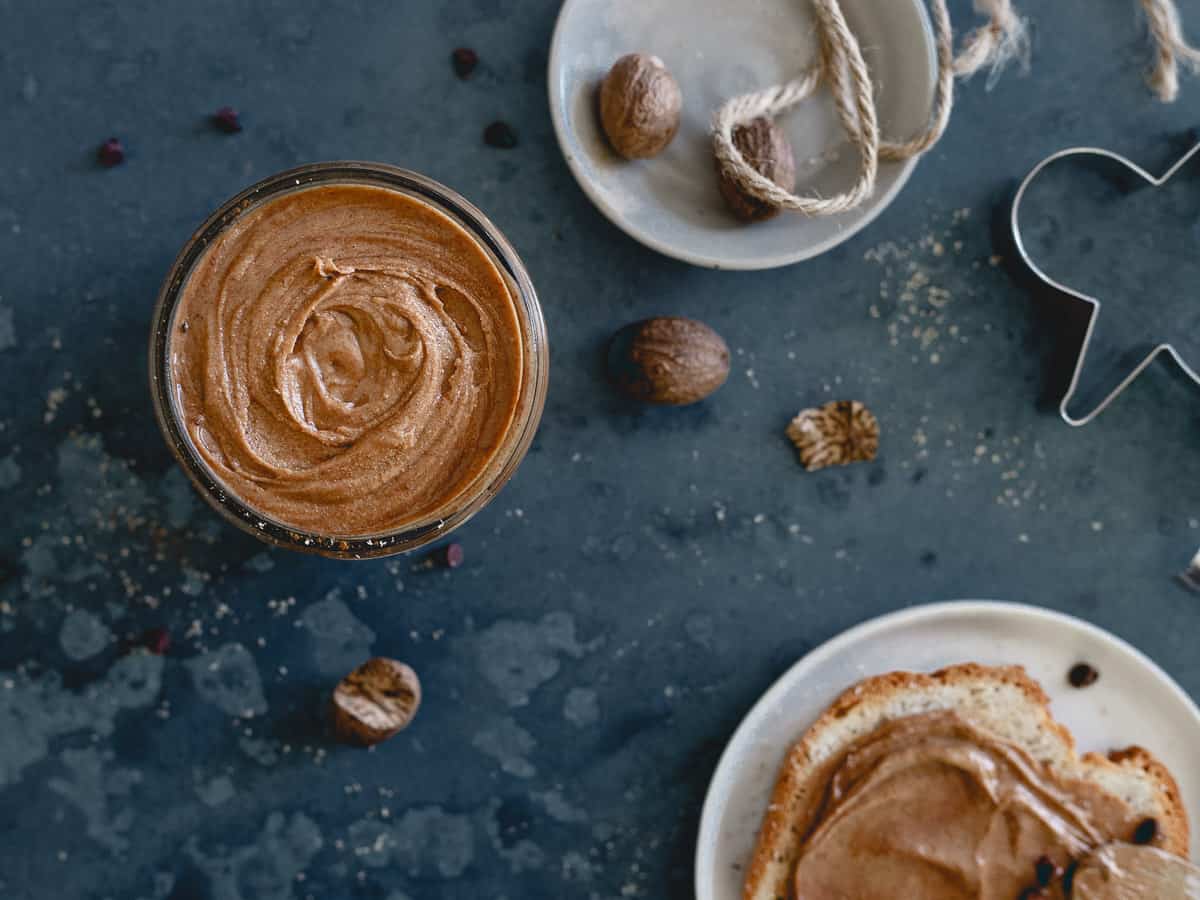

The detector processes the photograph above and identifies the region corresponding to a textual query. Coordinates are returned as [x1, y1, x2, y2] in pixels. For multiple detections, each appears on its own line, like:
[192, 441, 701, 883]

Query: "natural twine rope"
[1141, 0, 1200, 102]
[713, 0, 1198, 217]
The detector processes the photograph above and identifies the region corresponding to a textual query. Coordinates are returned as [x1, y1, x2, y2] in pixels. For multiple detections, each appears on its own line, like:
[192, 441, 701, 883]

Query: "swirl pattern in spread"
[169, 183, 523, 537]
[791, 712, 1142, 899]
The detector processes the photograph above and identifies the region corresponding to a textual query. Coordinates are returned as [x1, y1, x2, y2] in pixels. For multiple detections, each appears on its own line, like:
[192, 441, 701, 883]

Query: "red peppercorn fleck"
[413, 542, 466, 572]
[483, 121, 518, 149]
[213, 106, 242, 134]
[97, 138, 125, 167]
[451, 47, 479, 79]
[140, 627, 171, 656]
[442, 542, 465, 569]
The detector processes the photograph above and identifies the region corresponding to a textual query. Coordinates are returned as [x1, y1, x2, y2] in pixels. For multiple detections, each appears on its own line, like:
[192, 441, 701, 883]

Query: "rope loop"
[713, 0, 1194, 217]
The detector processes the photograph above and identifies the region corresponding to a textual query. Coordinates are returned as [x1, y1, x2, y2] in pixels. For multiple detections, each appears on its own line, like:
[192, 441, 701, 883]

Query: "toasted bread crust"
[1102, 745, 1190, 857]
[742, 663, 1189, 900]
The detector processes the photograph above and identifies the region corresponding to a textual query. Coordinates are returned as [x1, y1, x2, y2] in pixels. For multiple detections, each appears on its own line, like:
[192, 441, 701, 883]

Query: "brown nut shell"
[599, 53, 682, 159]
[333, 657, 421, 746]
[786, 401, 879, 471]
[608, 317, 730, 406]
[717, 116, 797, 222]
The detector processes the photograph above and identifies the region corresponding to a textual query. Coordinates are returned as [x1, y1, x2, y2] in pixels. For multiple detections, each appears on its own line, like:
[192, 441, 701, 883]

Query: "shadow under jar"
[150, 163, 548, 559]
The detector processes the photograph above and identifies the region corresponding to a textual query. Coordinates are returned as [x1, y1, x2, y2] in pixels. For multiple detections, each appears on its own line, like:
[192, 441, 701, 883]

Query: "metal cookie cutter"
[1010, 140, 1200, 427]
[1180, 547, 1200, 592]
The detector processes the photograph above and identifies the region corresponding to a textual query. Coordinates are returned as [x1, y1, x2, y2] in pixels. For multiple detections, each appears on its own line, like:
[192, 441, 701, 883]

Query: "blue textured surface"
[3, 1, 1200, 898]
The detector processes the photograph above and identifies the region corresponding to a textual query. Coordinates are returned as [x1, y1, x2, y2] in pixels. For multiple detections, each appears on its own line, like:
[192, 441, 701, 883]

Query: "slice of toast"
[742, 663, 1189, 900]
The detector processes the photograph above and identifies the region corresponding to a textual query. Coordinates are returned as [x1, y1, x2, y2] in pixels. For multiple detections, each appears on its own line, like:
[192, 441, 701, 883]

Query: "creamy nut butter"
[1072, 841, 1200, 898]
[168, 182, 524, 537]
[790, 712, 1147, 899]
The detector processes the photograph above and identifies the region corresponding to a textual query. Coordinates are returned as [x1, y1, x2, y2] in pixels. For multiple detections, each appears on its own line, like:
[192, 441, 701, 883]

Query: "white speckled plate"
[547, 0, 936, 269]
[695, 601, 1200, 900]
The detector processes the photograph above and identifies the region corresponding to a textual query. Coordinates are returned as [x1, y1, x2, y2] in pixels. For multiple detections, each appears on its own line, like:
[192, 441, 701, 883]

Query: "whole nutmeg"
[608, 317, 730, 406]
[599, 53, 682, 159]
[717, 116, 797, 222]
[332, 657, 421, 746]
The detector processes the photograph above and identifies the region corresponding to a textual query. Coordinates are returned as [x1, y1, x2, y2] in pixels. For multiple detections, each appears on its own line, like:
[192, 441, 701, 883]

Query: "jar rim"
[148, 162, 548, 560]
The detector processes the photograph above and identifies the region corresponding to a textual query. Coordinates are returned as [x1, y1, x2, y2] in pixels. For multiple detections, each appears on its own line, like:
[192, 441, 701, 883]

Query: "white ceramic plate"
[695, 600, 1200, 900]
[547, 0, 937, 269]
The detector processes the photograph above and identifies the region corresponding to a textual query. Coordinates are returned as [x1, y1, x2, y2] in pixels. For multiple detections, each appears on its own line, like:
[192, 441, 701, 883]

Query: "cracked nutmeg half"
[333, 657, 422, 746]
[786, 400, 879, 471]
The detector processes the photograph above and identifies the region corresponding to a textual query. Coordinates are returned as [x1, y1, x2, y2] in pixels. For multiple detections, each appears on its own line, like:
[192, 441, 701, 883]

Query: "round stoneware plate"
[695, 600, 1200, 900]
[547, 0, 936, 269]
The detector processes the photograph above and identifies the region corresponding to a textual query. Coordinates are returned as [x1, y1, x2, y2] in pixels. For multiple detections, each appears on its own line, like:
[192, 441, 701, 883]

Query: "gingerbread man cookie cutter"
[1010, 140, 1200, 426]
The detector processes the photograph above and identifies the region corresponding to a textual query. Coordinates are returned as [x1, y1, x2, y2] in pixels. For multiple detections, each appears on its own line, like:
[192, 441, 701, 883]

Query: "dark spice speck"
[483, 121, 518, 149]
[1034, 855, 1058, 886]
[213, 106, 242, 133]
[1062, 860, 1079, 894]
[97, 138, 125, 167]
[452, 47, 478, 79]
[1132, 817, 1158, 845]
[1067, 662, 1099, 688]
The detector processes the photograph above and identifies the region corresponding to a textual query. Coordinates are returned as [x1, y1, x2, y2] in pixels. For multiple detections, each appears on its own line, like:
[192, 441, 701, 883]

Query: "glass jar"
[149, 162, 548, 559]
